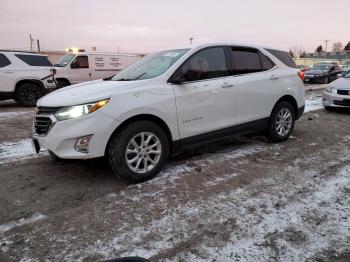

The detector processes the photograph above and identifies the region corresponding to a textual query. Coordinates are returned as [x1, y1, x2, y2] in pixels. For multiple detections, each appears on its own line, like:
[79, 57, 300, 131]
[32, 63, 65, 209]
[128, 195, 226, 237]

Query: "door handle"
[221, 83, 234, 88]
[5, 70, 13, 74]
[270, 75, 279, 80]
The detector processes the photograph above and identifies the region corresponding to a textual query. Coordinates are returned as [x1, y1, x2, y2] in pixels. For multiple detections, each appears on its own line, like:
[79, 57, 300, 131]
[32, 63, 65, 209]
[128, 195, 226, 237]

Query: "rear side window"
[0, 54, 11, 68]
[231, 49, 262, 74]
[266, 49, 296, 68]
[174, 47, 229, 82]
[71, 56, 89, 69]
[15, 54, 52, 67]
[259, 53, 275, 70]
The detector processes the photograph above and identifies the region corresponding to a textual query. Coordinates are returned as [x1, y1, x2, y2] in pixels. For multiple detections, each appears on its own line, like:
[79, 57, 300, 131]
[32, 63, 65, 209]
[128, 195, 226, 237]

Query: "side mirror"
[337, 73, 343, 78]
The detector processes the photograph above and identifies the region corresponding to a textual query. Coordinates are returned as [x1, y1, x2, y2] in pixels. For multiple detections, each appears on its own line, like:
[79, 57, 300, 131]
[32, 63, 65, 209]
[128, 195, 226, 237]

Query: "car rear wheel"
[267, 101, 295, 142]
[16, 82, 45, 107]
[108, 121, 169, 183]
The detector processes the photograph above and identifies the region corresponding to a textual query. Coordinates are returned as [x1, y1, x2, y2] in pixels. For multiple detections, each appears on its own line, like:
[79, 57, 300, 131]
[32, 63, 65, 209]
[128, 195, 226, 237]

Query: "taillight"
[298, 71, 305, 81]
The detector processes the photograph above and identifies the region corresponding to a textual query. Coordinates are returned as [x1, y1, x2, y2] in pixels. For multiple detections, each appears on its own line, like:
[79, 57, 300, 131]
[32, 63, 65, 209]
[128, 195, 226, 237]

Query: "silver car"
[323, 70, 350, 109]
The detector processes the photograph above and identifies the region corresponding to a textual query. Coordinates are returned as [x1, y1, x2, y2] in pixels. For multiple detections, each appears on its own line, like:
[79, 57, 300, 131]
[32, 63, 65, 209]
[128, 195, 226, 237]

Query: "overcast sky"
[0, 0, 349, 53]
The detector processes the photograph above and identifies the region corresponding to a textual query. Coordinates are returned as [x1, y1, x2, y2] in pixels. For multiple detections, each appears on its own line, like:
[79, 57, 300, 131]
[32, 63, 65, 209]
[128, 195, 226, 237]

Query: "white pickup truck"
[0, 51, 56, 106]
[54, 52, 142, 87]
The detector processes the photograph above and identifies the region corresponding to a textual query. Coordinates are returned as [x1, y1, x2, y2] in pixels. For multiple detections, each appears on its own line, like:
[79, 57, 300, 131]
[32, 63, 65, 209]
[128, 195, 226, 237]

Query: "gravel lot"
[0, 85, 349, 262]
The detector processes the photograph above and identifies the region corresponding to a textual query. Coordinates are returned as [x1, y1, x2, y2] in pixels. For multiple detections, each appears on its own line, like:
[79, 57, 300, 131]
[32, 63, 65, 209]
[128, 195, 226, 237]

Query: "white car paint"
[54, 52, 142, 85]
[322, 73, 350, 108]
[0, 51, 55, 98]
[34, 43, 305, 159]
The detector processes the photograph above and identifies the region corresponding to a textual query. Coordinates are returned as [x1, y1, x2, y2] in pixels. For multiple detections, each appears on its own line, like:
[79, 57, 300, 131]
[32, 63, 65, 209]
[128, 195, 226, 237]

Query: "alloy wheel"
[125, 132, 162, 174]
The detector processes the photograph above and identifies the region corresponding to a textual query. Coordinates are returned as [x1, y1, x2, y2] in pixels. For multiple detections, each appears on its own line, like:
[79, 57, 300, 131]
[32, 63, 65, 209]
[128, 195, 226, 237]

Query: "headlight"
[54, 99, 109, 121]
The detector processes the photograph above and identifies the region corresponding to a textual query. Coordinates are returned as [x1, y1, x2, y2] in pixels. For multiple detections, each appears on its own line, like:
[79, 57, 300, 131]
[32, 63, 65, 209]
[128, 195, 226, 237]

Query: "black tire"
[324, 106, 333, 111]
[267, 101, 295, 142]
[16, 82, 45, 107]
[108, 121, 169, 183]
[56, 79, 70, 88]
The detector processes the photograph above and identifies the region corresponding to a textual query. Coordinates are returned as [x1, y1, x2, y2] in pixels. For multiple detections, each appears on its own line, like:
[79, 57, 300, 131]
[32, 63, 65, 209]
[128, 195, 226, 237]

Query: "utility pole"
[37, 39, 41, 53]
[29, 34, 34, 51]
[324, 40, 330, 53]
[189, 37, 194, 45]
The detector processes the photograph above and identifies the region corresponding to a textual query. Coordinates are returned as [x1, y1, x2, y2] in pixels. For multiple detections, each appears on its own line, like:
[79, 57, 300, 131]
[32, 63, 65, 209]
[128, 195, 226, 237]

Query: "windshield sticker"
[163, 52, 180, 57]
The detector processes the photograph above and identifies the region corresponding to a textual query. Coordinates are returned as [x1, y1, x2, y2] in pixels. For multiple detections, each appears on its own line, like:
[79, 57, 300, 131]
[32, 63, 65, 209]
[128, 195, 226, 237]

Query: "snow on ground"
[68, 140, 350, 261]
[0, 213, 47, 234]
[0, 111, 34, 119]
[0, 139, 47, 165]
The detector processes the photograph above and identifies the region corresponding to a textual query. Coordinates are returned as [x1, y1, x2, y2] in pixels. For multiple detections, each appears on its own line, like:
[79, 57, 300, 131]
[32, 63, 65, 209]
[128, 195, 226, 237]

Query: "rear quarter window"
[266, 49, 297, 68]
[15, 54, 52, 67]
[0, 54, 11, 68]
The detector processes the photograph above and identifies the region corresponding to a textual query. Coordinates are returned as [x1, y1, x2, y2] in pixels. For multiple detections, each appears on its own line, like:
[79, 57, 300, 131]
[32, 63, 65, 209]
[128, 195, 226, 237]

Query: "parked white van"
[33, 43, 305, 183]
[54, 52, 142, 87]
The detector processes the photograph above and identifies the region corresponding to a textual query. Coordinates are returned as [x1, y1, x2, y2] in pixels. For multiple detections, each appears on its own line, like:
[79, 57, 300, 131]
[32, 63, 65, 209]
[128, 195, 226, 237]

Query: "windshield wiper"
[132, 72, 146, 80]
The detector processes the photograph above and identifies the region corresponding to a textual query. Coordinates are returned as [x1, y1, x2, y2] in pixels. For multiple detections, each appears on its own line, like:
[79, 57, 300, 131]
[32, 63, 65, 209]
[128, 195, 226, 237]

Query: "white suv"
[33, 43, 305, 183]
[0, 51, 56, 106]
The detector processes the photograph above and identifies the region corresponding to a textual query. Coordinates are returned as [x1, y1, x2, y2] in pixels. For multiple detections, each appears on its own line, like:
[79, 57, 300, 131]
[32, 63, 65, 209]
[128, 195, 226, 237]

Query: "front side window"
[172, 47, 228, 82]
[0, 54, 11, 68]
[15, 54, 52, 67]
[112, 49, 189, 81]
[71, 56, 89, 69]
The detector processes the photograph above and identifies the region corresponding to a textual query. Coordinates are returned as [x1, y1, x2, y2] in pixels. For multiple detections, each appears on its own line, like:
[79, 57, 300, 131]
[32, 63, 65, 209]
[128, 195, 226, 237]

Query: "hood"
[305, 70, 328, 75]
[332, 77, 350, 90]
[37, 79, 152, 107]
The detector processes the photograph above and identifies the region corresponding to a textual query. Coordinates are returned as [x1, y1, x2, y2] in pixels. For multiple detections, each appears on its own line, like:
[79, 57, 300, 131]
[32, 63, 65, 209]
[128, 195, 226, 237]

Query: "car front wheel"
[108, 121, 169, 183]
[267, 101, 295, 142]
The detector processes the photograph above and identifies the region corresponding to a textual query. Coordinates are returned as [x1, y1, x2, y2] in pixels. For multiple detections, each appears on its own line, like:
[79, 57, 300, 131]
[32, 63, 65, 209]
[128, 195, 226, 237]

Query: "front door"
[69, 55, 92, 84]
[171, 47, 236, 139]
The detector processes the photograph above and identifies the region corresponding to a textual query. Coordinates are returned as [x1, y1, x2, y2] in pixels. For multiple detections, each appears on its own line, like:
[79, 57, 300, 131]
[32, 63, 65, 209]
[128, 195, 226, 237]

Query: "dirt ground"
[0, 85, 349, 261]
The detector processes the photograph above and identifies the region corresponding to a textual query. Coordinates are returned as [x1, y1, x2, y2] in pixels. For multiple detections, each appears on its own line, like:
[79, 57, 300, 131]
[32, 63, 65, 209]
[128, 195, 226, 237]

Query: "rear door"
[229, 47, 278, 124]
[172, 46, 236, 139]
[69, 55, 92, 84]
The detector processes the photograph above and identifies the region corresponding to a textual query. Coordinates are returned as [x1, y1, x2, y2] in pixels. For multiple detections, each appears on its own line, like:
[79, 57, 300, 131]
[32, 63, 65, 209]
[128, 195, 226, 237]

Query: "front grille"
[37, 106, 60, 115]
[34, 116, 52, 135]
[34, 106, 59, 135]
[334, 100, 350, 107]
[337, 90, 350, 96]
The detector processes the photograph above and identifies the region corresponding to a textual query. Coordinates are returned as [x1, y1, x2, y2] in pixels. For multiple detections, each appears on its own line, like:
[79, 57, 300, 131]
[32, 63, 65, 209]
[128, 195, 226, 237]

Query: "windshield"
[55, 54, 75, 67]
[112, 49, 189, 81]
[344, 71, 350, 78]
[312, 64, 330, 70]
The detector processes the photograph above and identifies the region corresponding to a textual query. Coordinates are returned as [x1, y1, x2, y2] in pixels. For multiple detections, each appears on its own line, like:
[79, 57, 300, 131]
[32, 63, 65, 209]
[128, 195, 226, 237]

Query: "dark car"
[304, 63, 342, 84]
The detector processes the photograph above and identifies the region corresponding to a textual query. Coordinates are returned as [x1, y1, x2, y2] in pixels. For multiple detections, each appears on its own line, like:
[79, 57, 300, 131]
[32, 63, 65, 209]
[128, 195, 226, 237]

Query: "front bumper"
[33, 111, 120, 159]
[322, 91, 350, 108]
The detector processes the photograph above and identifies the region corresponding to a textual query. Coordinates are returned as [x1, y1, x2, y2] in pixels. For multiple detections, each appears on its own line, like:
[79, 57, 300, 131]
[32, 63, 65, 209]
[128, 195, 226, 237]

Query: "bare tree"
[290, 45, 307, 58]
[332, 42, 343, 52]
